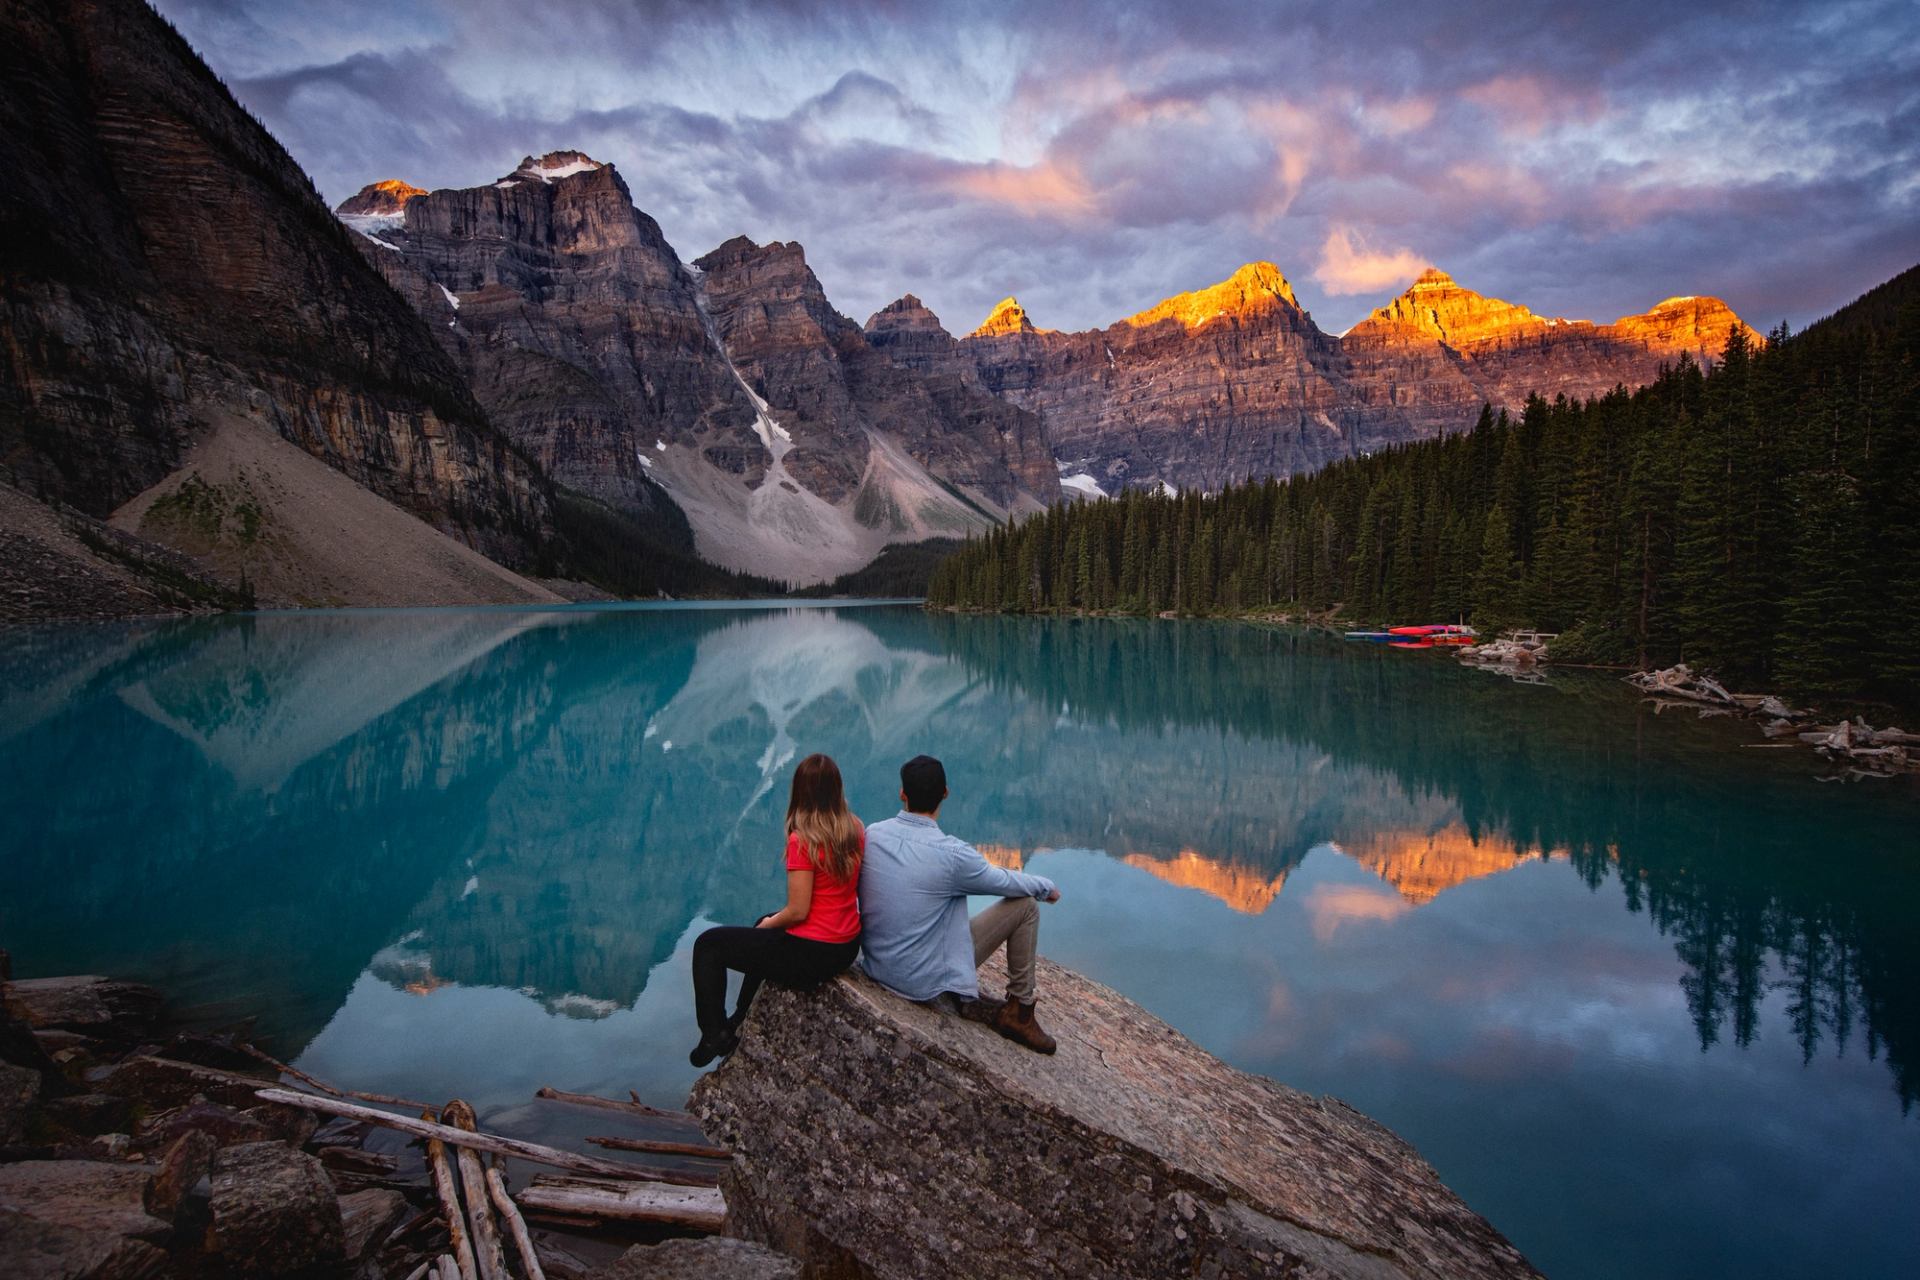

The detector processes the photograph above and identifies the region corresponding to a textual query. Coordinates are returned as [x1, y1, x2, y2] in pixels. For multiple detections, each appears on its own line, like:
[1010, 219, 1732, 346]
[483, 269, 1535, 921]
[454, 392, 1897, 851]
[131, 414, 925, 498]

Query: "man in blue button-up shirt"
[858, 755, 1061, 1052]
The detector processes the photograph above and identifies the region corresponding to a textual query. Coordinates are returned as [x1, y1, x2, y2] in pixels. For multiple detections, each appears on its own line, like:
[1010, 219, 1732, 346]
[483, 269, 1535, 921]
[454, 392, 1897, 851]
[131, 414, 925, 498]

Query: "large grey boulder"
[691, 956, 1541, 1280]
[206, 1141, 346, 1276]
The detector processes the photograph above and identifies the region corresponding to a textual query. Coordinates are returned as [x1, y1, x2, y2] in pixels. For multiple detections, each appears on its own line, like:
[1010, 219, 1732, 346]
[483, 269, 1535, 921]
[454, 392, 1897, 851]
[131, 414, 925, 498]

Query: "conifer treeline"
[927, 267, 1920, 703]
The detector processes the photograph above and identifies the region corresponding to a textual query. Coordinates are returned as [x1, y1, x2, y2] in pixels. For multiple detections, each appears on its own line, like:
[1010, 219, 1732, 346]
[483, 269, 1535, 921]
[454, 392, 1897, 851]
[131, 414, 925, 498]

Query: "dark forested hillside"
[927, 266, 1920, 704]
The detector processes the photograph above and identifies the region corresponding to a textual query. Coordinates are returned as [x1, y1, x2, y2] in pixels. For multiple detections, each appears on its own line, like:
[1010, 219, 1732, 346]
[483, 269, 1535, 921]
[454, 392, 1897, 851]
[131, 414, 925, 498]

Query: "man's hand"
[1043, 888, 1061, 904]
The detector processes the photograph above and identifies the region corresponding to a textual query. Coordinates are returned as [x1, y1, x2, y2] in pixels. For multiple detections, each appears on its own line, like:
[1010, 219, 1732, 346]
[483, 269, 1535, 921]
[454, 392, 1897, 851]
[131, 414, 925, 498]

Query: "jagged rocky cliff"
[342, 164, 1059, 584]
[692, 957, 1542, 1280]
[0, 0, 552, 582]
[884, 263, 1760, 497]
[1340, 268, 1760, 437]
[346, 153, 756, 522]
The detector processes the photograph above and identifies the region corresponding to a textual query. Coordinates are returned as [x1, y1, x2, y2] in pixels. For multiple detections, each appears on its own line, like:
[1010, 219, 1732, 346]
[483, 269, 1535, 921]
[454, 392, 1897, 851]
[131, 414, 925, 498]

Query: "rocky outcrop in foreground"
[692, 957, 1541, 1280]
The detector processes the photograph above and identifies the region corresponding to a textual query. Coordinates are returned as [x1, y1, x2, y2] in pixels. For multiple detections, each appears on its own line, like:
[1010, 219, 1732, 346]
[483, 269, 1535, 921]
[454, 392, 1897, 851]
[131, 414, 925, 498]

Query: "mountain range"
[0, 0, 1762, 610]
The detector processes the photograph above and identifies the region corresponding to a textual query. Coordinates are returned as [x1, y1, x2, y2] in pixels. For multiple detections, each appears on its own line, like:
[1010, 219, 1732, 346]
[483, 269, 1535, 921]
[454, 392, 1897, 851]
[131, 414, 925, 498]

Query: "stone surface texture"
[2, 978, 161, 1043]
[0, 1161, 170, 1243]
[697, 238, 1056, 512]
[205, 1140, 346, 1275]
[354, 152, 754, 519]
[587, 1236, 803, 1280]
[0, 1209, 168, 1280]
[0, 1060, 40, 1145]
[0, 0, 551, 571]
[691, 957, 1540, 1280]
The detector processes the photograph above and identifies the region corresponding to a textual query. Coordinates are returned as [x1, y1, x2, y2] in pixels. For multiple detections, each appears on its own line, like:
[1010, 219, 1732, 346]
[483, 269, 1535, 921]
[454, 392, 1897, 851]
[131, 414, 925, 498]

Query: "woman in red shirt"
[689, 753, 864, 1066]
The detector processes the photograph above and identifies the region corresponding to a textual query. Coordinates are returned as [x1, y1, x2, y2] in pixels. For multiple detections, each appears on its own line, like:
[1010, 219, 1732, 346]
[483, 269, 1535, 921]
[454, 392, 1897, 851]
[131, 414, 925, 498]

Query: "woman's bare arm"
[756, 869, 815, 929]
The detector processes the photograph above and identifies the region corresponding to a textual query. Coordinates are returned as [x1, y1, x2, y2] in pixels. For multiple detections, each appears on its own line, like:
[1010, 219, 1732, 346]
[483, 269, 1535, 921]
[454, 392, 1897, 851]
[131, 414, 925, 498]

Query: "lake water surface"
[3, 603, 1916, 1279]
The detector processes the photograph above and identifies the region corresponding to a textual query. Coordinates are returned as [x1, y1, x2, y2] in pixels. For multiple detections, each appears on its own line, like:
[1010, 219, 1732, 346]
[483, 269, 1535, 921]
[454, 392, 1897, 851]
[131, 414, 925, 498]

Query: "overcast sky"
[156, 0, 1918, 336]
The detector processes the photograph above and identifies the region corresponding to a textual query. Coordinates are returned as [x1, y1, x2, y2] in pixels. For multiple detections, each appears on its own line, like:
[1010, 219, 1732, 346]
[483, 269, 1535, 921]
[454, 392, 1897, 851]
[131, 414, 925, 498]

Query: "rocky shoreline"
[0, 951, 796, 1279]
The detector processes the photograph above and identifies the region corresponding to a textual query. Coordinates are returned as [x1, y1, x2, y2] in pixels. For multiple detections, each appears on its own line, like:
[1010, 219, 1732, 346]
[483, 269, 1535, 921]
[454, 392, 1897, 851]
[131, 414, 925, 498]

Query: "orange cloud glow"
[1313, 225, 1429, 296]
[946, 159, 1095, 217]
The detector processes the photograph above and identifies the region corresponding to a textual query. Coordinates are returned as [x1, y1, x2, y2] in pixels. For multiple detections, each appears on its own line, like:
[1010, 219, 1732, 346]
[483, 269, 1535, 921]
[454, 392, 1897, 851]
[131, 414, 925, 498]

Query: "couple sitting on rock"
[688, 752, 1060, 1067]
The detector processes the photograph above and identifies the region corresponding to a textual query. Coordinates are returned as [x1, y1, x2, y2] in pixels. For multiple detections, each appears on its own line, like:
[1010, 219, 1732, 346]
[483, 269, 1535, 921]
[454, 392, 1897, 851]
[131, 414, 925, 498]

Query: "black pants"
[691, 925, 859, 1037]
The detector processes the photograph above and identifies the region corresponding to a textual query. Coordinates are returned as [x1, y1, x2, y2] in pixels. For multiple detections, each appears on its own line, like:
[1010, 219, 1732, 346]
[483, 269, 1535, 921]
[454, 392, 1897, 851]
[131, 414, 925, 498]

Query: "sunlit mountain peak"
[970, 296, 1038, 337]
[1122, 261, 1301, 331]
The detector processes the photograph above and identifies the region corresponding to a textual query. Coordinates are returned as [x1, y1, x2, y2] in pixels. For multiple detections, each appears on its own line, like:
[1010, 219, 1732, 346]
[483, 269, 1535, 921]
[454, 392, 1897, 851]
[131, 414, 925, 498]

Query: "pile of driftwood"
[1627, 664, 1919, 776]
[1459, 635, 1548, 668]
[1, 957, 740, 1280]
[258, 1085, 731, 1279]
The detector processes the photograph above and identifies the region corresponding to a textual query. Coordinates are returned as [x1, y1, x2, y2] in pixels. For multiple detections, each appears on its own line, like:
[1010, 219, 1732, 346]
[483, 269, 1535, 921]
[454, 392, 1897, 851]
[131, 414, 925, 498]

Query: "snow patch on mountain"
[341, 212, 403, 236]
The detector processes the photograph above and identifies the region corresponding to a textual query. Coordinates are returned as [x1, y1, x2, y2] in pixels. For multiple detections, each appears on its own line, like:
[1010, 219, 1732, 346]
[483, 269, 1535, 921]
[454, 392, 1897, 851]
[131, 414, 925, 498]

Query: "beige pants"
[970, 896, 1040, 1004]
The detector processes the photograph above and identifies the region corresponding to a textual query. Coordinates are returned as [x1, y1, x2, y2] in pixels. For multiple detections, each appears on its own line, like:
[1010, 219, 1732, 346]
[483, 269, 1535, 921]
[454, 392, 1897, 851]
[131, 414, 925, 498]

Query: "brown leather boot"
[991, 999, 1057, 1054]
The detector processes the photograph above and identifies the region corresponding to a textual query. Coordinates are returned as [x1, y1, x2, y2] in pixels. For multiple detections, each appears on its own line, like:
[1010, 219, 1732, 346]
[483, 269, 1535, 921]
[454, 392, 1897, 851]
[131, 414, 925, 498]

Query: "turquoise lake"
[3, 602, 1916, 1278]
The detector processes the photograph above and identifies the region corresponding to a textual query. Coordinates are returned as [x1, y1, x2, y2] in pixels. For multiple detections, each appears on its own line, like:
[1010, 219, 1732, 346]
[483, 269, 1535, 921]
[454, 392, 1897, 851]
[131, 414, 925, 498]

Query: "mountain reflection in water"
[2, 604, 1916, 1280]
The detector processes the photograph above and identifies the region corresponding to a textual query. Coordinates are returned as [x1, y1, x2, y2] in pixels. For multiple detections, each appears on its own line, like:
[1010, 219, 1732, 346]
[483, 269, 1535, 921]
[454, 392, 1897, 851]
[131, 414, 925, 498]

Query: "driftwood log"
[533, 1086, 693, 1122]
[423, 1110, 479, 1280]
[240, 1043, 431, 1110]
[1628, 666, 1914, 774]
[1459, 636, 1546, 666]
[444, 1101, 509, 1280]
[486, 1165, 546, 1280]
[514, 1174, 726, 1232]
[254, 1090, 716, 1185]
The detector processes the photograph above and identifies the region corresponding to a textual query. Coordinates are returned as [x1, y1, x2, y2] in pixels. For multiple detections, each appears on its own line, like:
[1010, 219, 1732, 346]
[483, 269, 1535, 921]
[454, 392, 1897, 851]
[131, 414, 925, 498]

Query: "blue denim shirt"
[856, 812, 1057, 1002]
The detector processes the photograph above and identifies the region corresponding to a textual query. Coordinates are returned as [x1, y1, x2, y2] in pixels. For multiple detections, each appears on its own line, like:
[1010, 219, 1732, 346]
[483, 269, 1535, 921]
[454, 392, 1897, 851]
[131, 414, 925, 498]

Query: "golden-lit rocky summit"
[1352, 266, 1761, 355]
[969, 296, 1040, 337]
[1123, 260, 1302, 330]
[1360, 267, 1557, 348]
[334, 178, 426, 216]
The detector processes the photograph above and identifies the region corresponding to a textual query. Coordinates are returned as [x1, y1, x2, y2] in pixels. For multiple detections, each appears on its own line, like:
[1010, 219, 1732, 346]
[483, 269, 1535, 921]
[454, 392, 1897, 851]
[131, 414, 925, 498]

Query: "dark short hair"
[900, 755, 947, 813]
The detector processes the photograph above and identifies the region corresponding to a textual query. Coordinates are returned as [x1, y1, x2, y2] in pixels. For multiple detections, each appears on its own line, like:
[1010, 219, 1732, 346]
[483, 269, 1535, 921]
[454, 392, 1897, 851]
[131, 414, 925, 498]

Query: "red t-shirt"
[784, 830, 862, 944]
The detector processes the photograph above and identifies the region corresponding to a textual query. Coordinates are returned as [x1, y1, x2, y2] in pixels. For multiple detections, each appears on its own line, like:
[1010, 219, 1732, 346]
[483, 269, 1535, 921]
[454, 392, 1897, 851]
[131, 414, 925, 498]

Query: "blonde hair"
[785, 753, 863, 881]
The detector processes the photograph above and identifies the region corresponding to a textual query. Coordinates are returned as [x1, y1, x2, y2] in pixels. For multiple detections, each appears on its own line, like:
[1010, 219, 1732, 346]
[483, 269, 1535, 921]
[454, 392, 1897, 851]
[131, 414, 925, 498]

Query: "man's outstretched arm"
[947, 841, 1059, 901]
